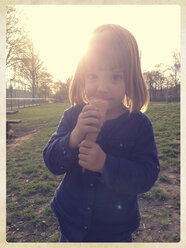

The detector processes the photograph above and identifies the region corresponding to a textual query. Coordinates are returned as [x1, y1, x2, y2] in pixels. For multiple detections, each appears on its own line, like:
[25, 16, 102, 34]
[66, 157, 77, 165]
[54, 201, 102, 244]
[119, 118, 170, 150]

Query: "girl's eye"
[112, 74, 123, 81]
[87, 74, 98, 80]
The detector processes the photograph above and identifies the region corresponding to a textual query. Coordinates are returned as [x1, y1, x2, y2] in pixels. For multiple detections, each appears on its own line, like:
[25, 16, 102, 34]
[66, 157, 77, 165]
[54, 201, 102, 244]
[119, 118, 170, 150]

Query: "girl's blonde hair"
[69, 24, 149, 113]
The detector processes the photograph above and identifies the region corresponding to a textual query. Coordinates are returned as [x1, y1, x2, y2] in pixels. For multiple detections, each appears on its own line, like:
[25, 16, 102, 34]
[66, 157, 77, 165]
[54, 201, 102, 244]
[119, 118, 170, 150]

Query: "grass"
[6, 103, 69, 242]
[6, 102, 180, 242]
[135, 102, 180, 242]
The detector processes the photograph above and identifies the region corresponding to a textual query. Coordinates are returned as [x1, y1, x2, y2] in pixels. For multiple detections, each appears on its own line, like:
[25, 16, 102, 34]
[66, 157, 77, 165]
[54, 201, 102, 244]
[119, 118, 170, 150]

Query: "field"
[6, 102, 180, 242]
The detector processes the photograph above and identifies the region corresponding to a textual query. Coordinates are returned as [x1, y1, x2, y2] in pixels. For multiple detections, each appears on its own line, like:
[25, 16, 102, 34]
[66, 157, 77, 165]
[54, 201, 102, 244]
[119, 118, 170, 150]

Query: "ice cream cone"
[82, 98, 109, 173]
[89, 98, 109, 121]
[85, 98, 109, 141]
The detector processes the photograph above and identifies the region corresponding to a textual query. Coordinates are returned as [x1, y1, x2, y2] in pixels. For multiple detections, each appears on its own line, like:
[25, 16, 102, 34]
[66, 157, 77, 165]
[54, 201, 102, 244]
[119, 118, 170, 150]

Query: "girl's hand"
[69, 105, 102, 149]
[78, 140, 106, 173]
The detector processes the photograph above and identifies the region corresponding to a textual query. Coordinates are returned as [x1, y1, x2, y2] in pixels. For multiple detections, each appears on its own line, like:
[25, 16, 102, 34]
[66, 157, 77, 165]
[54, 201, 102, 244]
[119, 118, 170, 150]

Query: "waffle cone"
[82, 99, 109, 173]
[89, 98, 109, 119]
[85, 98, 109, 142]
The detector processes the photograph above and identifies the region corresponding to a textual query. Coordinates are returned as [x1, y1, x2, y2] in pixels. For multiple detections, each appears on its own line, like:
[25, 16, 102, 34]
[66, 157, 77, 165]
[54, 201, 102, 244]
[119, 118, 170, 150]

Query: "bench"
[6, 120, 22, 138]
[6, 110, 19, 115]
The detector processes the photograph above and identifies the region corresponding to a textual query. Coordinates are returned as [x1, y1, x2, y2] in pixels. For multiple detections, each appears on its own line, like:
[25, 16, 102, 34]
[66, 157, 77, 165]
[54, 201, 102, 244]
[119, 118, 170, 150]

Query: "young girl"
[43, 24, 160, 242]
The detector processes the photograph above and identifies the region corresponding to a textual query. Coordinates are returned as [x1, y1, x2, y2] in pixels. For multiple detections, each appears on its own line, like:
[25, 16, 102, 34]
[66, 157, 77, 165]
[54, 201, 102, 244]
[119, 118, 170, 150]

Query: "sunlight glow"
[16, 5, 180, 82]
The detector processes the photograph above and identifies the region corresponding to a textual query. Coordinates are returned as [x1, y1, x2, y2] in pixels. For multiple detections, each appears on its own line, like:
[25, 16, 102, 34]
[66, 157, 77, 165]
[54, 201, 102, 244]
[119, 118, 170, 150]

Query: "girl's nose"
[97, 79, 108, 93]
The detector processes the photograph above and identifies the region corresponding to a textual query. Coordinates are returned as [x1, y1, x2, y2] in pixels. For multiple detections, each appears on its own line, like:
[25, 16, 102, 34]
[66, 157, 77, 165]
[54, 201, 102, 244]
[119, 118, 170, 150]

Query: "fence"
[6, 88, 34, 99]
[6, 98, 54, 110]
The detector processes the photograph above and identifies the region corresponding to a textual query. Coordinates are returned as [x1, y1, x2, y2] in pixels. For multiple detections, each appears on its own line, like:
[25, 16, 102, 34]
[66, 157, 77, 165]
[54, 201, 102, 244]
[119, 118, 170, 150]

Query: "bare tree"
[37, 69, 53, 99]
[53, 77, 72, 102]
[143, 70, 164, 99]
[16, 39, 44, 98]
[171, 51, 180, 97]
[7, 5, 55, 100]
[6, 5, 27, 68]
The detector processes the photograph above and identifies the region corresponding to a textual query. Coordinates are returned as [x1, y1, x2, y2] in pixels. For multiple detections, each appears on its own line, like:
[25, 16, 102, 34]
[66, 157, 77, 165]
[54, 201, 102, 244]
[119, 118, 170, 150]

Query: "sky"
[16, 5, 180, 82]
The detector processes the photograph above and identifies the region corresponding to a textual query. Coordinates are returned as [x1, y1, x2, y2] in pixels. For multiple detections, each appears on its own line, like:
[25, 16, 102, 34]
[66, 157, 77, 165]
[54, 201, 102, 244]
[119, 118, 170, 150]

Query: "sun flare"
[16, 5, 180, 82]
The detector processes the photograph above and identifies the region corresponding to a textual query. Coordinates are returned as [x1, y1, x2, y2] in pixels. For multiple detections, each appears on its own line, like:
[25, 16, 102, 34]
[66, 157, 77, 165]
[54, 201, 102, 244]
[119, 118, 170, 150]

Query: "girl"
[43, 24, 160, 242]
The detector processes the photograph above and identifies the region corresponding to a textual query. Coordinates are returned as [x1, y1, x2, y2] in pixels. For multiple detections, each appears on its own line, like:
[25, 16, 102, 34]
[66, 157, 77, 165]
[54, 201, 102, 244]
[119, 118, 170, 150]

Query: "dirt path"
[6, 130, 39, 151]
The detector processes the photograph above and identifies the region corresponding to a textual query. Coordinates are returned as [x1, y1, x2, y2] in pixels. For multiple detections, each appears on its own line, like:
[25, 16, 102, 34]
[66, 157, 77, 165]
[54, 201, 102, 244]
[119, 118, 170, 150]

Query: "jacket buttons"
[87, 207, 91, 211]
[62, 147, 66, 154]
[84, 226, 88, 230]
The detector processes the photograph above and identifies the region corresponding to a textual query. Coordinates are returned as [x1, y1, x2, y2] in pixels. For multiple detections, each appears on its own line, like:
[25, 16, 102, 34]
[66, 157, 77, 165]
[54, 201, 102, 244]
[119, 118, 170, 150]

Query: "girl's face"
[84, 68, 126, 114]
[83, 30, 127, 116]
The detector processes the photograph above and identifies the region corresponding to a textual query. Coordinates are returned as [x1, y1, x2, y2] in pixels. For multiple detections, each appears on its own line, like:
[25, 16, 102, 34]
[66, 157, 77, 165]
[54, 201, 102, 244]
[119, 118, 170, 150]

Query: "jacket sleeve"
[101, 117, 160, 195]
[43, 108, 79, 175]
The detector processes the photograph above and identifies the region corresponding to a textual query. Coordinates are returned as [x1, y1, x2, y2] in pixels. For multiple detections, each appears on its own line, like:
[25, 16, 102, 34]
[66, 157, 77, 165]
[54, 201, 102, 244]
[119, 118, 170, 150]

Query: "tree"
[6, 5, 55, 99]
[170, 50, 180, 97]
[6, 5, 27, 68]
[154, 63, 170, 98]
[16, 39, 44, 98]
[53, 77, 72, 102]
[143, 68, 167, 100]
[38, 69, 53, 99]
[53, 81, 68, 102]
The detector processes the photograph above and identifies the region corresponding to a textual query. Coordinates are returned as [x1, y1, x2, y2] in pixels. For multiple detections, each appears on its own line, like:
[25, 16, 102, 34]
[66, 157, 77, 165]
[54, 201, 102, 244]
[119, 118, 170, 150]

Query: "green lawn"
[6, 102, 180, 242]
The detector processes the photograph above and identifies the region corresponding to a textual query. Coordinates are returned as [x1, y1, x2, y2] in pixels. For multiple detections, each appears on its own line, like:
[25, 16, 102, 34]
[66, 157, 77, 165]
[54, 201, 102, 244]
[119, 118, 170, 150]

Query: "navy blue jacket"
[43, 104, 160, 242]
